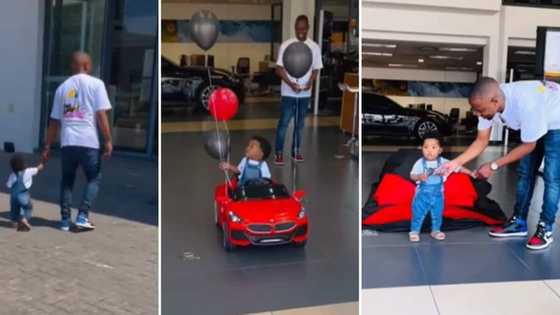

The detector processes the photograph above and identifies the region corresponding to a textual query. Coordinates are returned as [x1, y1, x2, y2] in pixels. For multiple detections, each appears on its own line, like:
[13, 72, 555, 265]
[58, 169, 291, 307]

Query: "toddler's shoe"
[409, 232, 420, 242]
[75, 213, 95, 230]
[431, 231, 446, 241]
[17, 218, 31, 232]
[488, 216, 528, 238]
[526, 221, 553, 250]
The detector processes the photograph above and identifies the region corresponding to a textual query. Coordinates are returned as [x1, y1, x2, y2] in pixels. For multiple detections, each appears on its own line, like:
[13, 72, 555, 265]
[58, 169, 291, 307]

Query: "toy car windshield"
[231, 178, 291, 201]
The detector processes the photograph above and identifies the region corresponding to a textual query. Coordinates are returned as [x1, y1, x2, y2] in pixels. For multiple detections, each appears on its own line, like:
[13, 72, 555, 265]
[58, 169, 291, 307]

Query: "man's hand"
[288, 81, 301, 93]
[436, 160, 462, 177]
[103, 141, 113, 159]
[475, 163, 493, 179]
[41, 146, 50, 163]
[302, 81, 313, 91]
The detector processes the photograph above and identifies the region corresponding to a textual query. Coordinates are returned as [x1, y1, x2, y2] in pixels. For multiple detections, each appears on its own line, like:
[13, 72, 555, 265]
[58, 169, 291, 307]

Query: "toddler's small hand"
[219, 162, 230, 171]
[419, 173, 429, 182]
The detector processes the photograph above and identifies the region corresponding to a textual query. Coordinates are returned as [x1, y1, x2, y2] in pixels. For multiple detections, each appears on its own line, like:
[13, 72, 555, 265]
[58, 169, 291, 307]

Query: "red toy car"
[214, 178, 308, 251]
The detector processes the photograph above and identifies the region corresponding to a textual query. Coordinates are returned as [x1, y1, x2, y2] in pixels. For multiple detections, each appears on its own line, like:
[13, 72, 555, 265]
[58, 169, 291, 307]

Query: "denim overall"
[239, 160, 263, 186]
[410, 158, 444, 232]
[10, 172, 33, 222]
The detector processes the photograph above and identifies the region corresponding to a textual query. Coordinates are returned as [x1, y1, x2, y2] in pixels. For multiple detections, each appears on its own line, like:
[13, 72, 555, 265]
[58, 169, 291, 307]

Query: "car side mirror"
[293, 190, 305, 201]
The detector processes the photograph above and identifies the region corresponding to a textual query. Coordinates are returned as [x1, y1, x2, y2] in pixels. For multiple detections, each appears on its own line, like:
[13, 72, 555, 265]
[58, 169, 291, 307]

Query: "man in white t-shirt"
[42, 52, 113, 232]
[439, 77, 560, 250]
[274, 15, 323, 165]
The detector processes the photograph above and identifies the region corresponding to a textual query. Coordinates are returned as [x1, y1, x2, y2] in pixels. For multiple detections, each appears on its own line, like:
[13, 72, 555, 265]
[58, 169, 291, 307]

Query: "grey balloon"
[282, 42, 313, 79]
[204, 129, 230, 160]
[190, 10, 219, 51]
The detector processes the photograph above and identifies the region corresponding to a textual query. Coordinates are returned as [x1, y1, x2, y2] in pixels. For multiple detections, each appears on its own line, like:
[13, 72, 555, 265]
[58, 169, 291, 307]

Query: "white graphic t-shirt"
[478, 81, 560, 142]
[276, 38, 323, 98]
[50, 73, 112, 149]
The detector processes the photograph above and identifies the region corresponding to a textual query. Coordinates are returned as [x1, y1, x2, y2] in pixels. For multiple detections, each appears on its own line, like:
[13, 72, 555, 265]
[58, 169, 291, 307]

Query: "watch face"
[491, 162, 498, 171]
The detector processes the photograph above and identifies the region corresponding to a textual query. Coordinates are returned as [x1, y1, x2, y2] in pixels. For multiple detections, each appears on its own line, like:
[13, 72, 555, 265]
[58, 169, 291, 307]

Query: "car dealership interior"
[161, 0, 359, 314]
[361, 1, 560, 314]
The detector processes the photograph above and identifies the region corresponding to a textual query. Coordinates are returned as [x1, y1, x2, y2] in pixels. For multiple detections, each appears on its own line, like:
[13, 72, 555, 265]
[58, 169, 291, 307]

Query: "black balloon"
[204, 130, 230, 160]
[190, 10, 219, 51]
[282, 42, 312, 79]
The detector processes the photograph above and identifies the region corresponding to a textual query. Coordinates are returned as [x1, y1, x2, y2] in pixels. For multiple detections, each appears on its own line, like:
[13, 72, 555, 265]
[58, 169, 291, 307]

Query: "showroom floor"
[162, 112, 359, 314]
[362, 147, 560, 314]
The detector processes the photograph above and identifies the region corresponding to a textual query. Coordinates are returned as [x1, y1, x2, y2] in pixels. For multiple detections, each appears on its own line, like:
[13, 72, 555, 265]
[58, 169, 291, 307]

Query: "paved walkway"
[0, 151, 157, 314]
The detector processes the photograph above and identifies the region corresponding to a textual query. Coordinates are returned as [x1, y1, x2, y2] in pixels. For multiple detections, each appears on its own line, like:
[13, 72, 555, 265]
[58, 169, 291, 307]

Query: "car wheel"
[223, 223, 234, 251]
[414, 119, 439, 140]
[196, 83, 219, 111]
[293, 240, 307, 248]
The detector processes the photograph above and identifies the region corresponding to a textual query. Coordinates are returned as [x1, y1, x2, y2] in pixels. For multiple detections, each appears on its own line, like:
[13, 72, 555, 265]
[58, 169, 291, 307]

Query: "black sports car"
[362, 92, 453, 140]
[161, 57, 245, 111]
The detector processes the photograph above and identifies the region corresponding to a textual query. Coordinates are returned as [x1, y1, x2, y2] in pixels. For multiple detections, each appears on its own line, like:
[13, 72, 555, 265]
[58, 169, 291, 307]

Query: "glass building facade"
[41, 0, 158, 156]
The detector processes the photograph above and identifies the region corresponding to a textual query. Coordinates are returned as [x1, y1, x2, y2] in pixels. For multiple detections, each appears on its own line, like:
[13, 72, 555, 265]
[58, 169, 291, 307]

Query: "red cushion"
[444, 173, 477, 208]
[373, 174, 415, 206]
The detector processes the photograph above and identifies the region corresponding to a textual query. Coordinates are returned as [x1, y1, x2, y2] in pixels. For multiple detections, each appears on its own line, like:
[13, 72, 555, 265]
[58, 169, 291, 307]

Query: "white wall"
[162, 3, 271, 73]
[0, 1, 43, 153]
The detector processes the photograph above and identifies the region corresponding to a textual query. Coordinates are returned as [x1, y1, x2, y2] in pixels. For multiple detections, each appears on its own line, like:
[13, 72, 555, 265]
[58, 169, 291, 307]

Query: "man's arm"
[303, 70, 319, 91]
[96, 110, 113, 158]
[42, 120, 60, 162]
[275, 66, 300, 92]
[455, 128, 491, 166]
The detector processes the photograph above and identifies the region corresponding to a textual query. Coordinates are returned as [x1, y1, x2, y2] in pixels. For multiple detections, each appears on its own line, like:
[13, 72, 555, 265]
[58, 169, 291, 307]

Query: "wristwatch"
[490, 161, 499, 171]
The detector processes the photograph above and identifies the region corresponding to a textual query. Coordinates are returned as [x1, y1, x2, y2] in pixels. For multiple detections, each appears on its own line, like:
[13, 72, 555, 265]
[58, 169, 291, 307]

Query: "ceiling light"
[388, 64, 417, 68]
[363, 52, 393, 57]
[440, 47, 477, 52]
[514, 50, 535, 55]
[476, 61, 482, 66]
[363, 43, 397, 49]
[429, 55, 464, 60]
[418, 58, 424, 63]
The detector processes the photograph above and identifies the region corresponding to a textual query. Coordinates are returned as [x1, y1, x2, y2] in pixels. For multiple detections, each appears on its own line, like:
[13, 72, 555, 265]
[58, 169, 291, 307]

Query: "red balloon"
[209, 88, 239, 121]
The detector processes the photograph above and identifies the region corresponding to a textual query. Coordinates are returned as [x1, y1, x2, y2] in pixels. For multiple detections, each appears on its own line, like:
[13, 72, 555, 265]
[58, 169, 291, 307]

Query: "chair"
[426, 104, 433, 111]
[180, 54, 188, 67]
[449, 108, 460, 125]
[236, 57, 251, 79]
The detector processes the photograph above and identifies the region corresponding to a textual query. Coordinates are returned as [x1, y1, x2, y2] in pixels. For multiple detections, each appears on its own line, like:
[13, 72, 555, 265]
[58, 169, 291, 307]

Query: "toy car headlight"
[298, 207, 306, 219]
[228, 211, 242, 223]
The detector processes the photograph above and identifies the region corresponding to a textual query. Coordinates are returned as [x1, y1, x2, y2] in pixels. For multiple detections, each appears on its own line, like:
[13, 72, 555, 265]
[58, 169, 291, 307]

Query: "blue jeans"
[10, 192, 32, 222]
[411, 183, 444, 232]
[60, 146, 102, 220]
[513, 129, 560, 227]
[275, 96, 309, 155]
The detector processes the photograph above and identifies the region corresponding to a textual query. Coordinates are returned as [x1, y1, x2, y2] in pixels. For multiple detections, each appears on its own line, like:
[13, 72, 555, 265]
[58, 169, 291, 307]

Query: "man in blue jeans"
[439, 77, 560, 250]
[42, 52, 113, 232]
[274, 15, 323, 165]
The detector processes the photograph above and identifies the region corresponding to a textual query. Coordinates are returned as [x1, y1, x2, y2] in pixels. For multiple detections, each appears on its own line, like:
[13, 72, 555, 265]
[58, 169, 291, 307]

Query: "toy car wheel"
[222, 223, 234, 251]
[293, 240, 307, 248]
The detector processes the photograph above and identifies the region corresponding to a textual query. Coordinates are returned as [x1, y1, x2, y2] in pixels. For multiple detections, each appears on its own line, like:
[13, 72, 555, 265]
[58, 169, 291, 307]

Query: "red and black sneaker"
[292, 154, 304, 163]
[274, 153, 284, 166]
[488, 216, 528, 238]
[526, 222, 553, 250]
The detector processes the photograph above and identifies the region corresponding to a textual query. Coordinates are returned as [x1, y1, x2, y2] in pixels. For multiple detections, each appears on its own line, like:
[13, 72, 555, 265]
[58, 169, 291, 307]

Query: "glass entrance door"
[40, 0, 108, 147]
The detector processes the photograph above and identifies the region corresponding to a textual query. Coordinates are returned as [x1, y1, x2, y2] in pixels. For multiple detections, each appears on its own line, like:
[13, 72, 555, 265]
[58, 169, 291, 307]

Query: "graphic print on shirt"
[63, 88, 86, 120]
